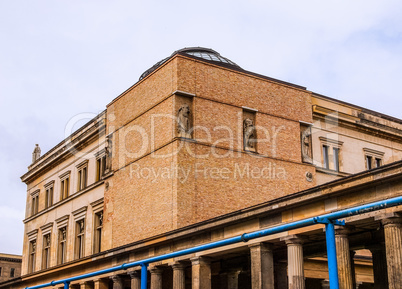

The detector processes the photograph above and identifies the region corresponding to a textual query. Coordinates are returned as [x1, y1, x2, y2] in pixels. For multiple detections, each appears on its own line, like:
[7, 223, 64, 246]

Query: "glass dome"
[139, 47, 241, 81]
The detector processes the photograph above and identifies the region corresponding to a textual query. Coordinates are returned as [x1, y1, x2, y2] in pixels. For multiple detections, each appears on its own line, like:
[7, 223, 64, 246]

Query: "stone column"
[227, 270, 241, 289]
[150, 267, 163, 289]
[368, 244, 388, 289]
[191, 256, 212, 289]
[171, 263, 186, 289]
[382, 217, 402, 289]
[335, 228, 354, 289]
[110, 275, 123, 289]
[93, 279, 108, 289]
[80, 282, 91, 289]
[282, 235, 305, 289]
[249, 243, 274, 289]
[128, 270, 141, 289]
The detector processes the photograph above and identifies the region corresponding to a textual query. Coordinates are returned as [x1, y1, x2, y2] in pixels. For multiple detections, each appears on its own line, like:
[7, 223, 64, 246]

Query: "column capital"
[170, 262, 187, 270]
[281, 234, 307, 245]
[149, 267, 164, 275]
[190, 256, 212, 265]
[334, 225, 354, 236]
[128, 270, 141, 278]
[248, 242, 273, 251]
[110, 275, 122, 282]
[381, 217, 402, 227]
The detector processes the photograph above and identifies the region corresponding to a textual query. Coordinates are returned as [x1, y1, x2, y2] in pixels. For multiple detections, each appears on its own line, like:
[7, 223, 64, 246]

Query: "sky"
[1, 0, 402, 255]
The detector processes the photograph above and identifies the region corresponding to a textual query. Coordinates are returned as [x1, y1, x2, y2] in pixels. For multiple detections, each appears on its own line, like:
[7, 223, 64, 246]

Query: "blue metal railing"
[26, 195, 402, 289]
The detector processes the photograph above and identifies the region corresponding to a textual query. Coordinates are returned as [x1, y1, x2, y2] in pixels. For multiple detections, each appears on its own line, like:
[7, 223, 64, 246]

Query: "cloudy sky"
[1, 1, 401, 255]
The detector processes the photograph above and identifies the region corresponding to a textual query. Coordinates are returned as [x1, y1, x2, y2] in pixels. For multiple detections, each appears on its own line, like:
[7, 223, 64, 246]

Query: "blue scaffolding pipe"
[26, 195, 402, 289]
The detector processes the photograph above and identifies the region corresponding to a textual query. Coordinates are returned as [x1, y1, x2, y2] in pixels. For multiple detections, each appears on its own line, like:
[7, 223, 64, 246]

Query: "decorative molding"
[95, 148, 106, 158]
[27, 229, 38, 241]
[90, 198, 104, 213]
[76, 159, 89, 169]
[72, 206, 88, 221]
[59, 170, 71, 180]
[363, 148, 385, 157]
[172, 90, 196, 98]
[55, 215, 69, 228]
[44, 180, 55, 189]
[40, 222, 53, 235]
[319, 137, 344, 147]
[242, 106, 258, 112]
[30, 189, 40, 197]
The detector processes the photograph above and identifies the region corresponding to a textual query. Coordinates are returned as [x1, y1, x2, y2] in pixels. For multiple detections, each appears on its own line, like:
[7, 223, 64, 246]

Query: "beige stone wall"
[22, 135, 106, 275]
[0, 256, 21, 282]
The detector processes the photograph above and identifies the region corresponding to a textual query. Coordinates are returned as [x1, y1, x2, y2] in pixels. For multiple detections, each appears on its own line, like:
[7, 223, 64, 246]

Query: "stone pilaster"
[110, 275, 123, 289]
[171, 263, 186, 289]
[93, 279, 108, 289]
[191, 256, 212, 289]
[150, 267, 163, 289]
[249, 243, 274, 289]
[128, 270, 141, 289]
[335, 228, 354, 289]
[382, 217, 402, 289]
[282, 235, 305, 289]
[367, 243, 388, 289]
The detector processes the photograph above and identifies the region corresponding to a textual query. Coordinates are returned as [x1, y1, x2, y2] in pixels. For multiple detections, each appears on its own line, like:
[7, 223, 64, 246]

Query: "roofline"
[313, 92, 402, 124]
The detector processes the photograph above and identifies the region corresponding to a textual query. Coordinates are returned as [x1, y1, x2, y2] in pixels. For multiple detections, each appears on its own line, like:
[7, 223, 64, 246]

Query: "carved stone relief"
[177, 104, 192, 138]
[301, 126, 312, 163]
[243, 118, 256, 151]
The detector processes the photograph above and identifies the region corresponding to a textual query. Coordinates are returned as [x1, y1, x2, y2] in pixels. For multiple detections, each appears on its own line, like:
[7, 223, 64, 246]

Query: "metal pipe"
[325, 222, 339, 289]
[141, 264, 147, 289]
[25, 195, 402, 289]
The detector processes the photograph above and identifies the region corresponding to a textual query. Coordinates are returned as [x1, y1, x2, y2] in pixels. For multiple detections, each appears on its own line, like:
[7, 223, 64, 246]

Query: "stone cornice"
[21, 110, 106, 184]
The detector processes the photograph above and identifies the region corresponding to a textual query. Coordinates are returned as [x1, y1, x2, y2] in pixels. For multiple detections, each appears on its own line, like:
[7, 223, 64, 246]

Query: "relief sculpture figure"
[243, 118, 256, 151]
[301, 128, 312, 163]
[177, 104, 192, 138]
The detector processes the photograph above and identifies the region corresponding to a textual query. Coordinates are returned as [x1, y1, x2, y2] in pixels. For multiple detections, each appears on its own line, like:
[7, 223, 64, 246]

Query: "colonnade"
[63, 216, 402, 289]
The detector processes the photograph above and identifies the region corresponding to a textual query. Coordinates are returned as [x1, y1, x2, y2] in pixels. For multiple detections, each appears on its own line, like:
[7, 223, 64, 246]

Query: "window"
[0, 267, 2, 276]
[94, 211, 103, 253]
[322, 145, 329, 169]
[96, 155, 107, 182]
[28, 240, 36, 273]
[319, 137, 343, 172]
[59, 171, 70, 201]
[58, 227, 67, 264]
[76, 161, 88, 191]
[44, 181, 54, 209]
[75, 220, 85, 259]
[31, 190, 39, 216]
[42, 234, 51, 269]
[333, 148, 340, 172]
[10, 268, 15, 278]
[363, 148, 384, 171]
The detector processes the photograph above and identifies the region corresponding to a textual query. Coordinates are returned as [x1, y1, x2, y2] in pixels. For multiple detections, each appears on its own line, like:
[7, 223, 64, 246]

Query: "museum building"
[1, 47, 402, 289]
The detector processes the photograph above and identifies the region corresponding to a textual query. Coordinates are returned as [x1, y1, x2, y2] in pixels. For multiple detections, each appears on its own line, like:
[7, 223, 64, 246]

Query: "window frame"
[319, 137, 344, 172]
[30, 190, 40, 216]
[95, 149, 107, 182]
[76, 160, 89, 192]
[72, 206, 87, 259]
[363, 148, 384, 170]
[59, 171, 71, 201]
[91, 198, 104, 254]
[44, 181, 55, 209]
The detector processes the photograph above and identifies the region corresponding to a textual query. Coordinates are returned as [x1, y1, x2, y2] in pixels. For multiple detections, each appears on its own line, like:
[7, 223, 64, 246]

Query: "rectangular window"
[31, 194, 39, 216]
[10, 268, 15, 278]
[375, 158, 382, 168]
[75, 220, 85, 259]
[366, 155, 373, 170]
[0, 267, 2, 276]
[96, 156, 107, 182]
[60, 177, 70, 200]
[45, 186, 53, 209]
[77, 166, 88, 191]
[42, 234, 51, 269]
[333, 148, 340, 172]
[322, 145, 329, 169]
[28, 240, 36, 273]
[94, 211, 103, 253]
[58, 227, 67, 264]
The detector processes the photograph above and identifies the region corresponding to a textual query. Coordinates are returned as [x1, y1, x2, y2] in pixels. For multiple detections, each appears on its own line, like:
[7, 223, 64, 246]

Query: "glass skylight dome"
[139, 47, 241, 81]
